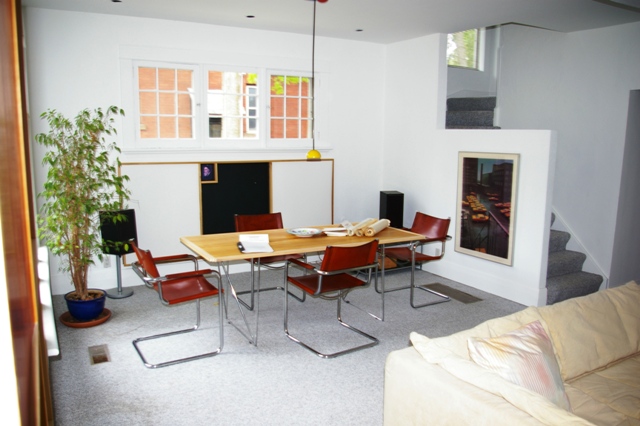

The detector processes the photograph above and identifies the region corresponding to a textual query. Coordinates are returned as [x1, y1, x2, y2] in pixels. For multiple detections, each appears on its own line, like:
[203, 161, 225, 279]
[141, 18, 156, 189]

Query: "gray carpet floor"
[49, 268, 525, 425]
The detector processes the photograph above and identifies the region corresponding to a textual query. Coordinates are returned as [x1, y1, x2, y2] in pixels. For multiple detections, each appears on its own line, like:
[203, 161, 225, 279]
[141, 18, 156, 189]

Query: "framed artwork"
[455, 152, 519, 266]
[200, 163, 217, 182]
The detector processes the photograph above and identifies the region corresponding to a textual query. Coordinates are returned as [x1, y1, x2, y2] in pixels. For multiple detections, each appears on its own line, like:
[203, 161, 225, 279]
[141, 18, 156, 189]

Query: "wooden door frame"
[0, 0, 54, 423]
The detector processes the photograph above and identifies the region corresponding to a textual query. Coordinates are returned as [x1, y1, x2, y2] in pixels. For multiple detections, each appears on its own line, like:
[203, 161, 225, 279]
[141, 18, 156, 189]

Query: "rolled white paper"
[354, 218, 377, 236]
[365, 219, 391, 237]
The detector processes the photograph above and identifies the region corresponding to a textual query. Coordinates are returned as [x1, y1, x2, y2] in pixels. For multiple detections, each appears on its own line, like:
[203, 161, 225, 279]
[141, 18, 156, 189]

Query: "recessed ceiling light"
[246, 15, 255, 19]
[356, 29, 364, 32]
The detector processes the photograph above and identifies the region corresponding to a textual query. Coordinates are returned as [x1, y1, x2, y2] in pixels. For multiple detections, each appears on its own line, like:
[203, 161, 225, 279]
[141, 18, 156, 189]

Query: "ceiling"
[21, 0, 640, 44]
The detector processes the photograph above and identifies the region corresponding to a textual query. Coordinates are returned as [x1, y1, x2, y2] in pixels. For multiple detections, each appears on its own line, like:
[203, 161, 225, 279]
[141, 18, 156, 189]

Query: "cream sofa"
[384, 281, 640, 426]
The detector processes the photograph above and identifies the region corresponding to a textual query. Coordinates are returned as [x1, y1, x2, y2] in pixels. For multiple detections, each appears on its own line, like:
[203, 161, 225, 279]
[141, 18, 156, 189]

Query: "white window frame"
[119, 47, 329, 154]
[131, 61, 201, 150]
[266, 70, 316, 150]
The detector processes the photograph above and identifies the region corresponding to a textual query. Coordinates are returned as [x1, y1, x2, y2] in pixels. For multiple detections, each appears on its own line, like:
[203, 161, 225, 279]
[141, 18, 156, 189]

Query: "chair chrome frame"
[376, 213, 452, 308]
[131, 252, 224, 369]
[234, 213, 306, 311]
[376, 239, 451, 307]
[283, 241, 380, 359]
[237, 255, 306, 311]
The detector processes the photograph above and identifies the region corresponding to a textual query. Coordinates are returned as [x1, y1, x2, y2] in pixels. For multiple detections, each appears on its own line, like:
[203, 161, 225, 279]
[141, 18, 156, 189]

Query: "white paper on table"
[238, 234, 274, 253]
[323, 227, 348, 237]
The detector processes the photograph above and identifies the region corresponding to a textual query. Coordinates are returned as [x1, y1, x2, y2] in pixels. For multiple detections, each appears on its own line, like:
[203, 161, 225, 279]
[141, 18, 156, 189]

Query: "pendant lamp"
[307, 0, 327, 161]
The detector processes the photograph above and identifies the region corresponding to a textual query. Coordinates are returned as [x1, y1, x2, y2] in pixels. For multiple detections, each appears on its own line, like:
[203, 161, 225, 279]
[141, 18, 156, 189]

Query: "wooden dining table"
[180, 225, 426, 344]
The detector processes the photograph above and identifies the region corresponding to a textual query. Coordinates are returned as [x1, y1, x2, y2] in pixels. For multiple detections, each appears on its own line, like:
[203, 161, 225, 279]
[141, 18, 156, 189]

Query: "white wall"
[497, 22, 640, 282]
[610, 90, 640, 286]
[24, 7, 386, 295]
[382, 35, 555, 306]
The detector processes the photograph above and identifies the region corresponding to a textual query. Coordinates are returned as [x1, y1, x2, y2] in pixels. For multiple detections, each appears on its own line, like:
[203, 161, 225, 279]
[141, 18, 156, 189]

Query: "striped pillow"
[468, 320, 571, 411]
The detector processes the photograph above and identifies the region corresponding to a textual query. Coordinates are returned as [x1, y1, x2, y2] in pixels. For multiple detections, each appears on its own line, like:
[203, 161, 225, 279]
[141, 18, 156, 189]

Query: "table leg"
[219, 261, 256, 345]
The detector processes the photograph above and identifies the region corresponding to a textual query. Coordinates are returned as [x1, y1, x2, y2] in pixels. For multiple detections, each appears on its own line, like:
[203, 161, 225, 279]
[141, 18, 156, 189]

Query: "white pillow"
[468, 320, 571, 411]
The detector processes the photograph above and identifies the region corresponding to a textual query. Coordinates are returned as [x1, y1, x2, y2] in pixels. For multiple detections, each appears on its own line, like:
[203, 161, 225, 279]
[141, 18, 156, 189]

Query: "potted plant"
[35, 105, 131, 325]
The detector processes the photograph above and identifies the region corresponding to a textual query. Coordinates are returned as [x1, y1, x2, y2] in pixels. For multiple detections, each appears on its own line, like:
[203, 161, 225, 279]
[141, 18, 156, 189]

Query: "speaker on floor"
[99, 209, 137, 298]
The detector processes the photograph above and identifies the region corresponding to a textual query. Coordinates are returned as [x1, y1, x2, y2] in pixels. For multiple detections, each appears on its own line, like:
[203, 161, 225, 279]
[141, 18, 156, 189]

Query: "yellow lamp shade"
[306, 149, 321, 161]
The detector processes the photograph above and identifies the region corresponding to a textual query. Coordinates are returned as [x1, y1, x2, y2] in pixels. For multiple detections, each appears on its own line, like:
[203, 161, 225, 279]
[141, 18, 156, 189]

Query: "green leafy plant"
[36, 106, 131, 300]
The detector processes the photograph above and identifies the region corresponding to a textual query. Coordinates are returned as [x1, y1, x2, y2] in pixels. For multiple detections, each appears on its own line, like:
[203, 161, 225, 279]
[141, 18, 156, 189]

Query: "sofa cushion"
[468, 320, 571, 411]
[411, 332, 594, 425]
[565, 353, 640, 425]
[537, 281, 640, 381]
[414, 305, 544, 361]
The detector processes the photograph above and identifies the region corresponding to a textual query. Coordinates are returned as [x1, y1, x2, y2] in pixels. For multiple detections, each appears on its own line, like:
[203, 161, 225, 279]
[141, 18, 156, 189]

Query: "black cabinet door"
[201, 163, 270, 234]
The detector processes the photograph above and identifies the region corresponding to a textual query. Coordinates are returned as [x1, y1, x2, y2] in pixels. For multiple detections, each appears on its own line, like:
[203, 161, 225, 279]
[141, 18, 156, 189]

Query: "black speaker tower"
[380, 191, 404, 229]
[100, 209, 137, 299]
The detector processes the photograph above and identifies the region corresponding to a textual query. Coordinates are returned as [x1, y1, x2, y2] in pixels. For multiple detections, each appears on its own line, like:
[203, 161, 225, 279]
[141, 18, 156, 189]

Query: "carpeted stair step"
[547, 250, 586, 278]
[446, 110, 495, 127]
[447, 97, 496, 111]
[546, 271, 603, 305]
[549, 229, 571, 253]
[446, 125, 502, 129]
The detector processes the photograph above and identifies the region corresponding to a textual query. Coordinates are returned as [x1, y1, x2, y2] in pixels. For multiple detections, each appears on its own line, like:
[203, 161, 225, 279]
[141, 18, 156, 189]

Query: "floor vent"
[88, 344, 111, 364]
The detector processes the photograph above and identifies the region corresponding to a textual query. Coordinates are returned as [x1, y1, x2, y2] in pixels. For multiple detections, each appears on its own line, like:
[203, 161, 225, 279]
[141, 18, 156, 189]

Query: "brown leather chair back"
[235, 212, 284, 232]
[410, 212, 450, 240]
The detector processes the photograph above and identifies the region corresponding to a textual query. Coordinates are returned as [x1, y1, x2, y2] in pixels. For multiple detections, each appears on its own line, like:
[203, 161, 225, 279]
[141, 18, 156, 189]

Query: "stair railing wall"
[550, 208, 609, 290]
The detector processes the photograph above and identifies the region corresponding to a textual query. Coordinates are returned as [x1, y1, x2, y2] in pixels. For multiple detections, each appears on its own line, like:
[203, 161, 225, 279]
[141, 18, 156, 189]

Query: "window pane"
[271, 119, 284, 138]
[139, 92, 157, 114]
[271, 97, 284, 117]
[271, 75, 284, 95]
[285, 98, 299, 118]
[178, 117, 193, 138]
[138, 67, 156, 90]
[285, 119, 299, 138]
[159, 92, 175, 115]
[177, 93, 192, 115]
[159, 116, 176, 138]
[158, 68, 175, 90]
[301, 98, 310, 119]
[177, 70, 192, 91]
[207, 70, 259, 139]
[287, 78, 300, 96]
[270, 73, 312, 139]
[301, 78, 311, 96]
[221, 117, 242, 138]
[136, 65, 195, 140]
[301, 119, 310, 138]
[447, 29, 478, 69]
[224, 94, 242, 116]
[140, 116, 157, 138]
[209, 117, 222, 138]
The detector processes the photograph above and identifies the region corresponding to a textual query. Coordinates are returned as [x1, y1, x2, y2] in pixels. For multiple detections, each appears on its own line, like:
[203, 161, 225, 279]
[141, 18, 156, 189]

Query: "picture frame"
[455, 152, 519, 266]
[200, 163, 217, 182]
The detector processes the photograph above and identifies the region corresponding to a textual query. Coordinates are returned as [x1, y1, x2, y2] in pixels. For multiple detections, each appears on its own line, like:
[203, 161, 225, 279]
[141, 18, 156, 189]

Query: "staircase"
[446, 96, 501, 129]
[546, 214, 603, 304]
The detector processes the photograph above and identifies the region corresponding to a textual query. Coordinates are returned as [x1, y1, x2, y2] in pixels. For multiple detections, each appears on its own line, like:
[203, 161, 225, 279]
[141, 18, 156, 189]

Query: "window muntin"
[207, 71, 258, 139]
[270, 74, 312, 139]
[137, 66, 195, 139]
[447, 29, 479, 69]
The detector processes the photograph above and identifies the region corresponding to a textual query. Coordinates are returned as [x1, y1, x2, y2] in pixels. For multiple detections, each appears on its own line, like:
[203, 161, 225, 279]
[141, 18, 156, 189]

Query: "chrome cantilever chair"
[234, 212, 305, 310]
[130, 241, 223, 369]
[380, 212, 452, 308]
[284, 240, 380, 359]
